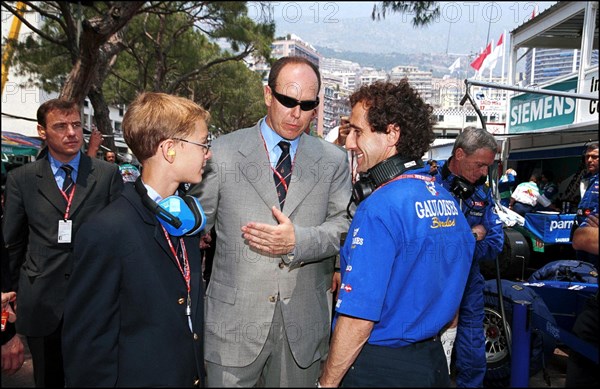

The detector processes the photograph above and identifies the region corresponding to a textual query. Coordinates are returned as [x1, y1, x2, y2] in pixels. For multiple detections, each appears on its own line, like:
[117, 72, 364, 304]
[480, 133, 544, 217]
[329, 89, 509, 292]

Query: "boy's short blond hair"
[123, 92, 210, 163]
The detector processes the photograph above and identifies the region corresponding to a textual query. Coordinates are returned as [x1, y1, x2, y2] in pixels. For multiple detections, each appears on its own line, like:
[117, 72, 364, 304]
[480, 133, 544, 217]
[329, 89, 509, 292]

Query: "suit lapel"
[129, 186, 200, 321]
[35, 158, 68, 214]
[145, 200, 178, 266]
[124, 186, 176, 264]
[283, 135, 323, 215]
[69, 154, 97, 216]
[238, 125, 280, 209]
[153, 226, 179, 265]
[149, 203, 192, 293]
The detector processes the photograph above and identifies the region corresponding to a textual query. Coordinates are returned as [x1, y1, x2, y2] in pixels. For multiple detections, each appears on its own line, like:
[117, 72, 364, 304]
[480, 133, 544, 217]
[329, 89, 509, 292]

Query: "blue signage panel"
[524, 213, 575, 244]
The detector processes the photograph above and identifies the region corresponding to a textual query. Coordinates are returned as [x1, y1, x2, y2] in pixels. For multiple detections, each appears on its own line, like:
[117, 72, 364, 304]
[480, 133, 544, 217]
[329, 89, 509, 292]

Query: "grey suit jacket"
[191, 123, 352, 368]
[2, 153, 123, 336]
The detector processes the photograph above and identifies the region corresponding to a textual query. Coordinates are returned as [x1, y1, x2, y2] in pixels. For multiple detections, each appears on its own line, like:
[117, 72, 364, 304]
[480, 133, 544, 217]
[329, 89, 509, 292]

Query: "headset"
[441, 161, 487, 202]
[351, 154, 424, 206]
[134, 177, 206, 237]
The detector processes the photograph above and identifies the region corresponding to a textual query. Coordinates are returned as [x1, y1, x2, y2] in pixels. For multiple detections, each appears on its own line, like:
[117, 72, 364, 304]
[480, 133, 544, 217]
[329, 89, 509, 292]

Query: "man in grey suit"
[2, 99, 123, 387]
[190, 56, 352, 387]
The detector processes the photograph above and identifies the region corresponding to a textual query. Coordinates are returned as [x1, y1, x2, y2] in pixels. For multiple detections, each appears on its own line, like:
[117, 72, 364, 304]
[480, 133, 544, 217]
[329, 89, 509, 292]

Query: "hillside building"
[525, 47, 599, 86]
[389, 65, 433, 103]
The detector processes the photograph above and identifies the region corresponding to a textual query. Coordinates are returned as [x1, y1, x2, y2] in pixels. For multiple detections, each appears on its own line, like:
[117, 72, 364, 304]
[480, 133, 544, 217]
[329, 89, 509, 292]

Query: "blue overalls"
[436, 161, 504, 387]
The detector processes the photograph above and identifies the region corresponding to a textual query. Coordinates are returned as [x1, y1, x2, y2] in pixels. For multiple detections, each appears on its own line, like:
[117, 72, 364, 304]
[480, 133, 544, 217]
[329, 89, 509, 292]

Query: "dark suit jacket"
[62, 184, 205, 387]
[2, 152, 123, 336]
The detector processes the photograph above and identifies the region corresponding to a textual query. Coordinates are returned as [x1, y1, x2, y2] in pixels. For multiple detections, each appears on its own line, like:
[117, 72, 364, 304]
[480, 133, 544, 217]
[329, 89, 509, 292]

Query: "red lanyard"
[161, 227, 194, 330]
[273, 167, 289, 192]
[59, 186, 76, 220]
[375, 173, 435, 192]
[161, 226, 191, 297]
[260, 133, 296, 191]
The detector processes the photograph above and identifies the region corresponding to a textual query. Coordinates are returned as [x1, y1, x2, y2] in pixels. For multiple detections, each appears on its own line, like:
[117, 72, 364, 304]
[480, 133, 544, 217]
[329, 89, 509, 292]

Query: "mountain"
[315, 46, 463, 77]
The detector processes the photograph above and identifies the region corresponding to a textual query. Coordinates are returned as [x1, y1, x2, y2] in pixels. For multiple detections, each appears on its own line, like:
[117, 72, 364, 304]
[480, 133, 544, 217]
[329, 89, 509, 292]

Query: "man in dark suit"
[2, 99, 123, 387]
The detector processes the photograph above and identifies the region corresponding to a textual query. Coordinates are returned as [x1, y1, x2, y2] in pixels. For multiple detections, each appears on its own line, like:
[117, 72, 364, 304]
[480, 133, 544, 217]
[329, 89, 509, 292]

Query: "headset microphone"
[134, 178, 206, 236]
[351, 154, 423, 206]
[441, 161, 487, 201]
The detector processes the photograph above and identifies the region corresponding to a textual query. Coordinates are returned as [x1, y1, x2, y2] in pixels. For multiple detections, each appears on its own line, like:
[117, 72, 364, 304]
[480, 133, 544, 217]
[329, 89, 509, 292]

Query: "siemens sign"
[508, 78, 577, 134]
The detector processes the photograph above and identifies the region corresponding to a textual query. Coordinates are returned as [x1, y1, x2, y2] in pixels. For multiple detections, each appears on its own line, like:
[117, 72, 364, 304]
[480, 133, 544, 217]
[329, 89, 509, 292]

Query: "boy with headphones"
[62, 92, 211, 386]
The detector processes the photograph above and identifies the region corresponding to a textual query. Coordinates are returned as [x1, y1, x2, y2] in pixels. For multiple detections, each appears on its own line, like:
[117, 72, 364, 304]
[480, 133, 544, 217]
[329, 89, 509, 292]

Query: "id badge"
[58, 219, 73, 243]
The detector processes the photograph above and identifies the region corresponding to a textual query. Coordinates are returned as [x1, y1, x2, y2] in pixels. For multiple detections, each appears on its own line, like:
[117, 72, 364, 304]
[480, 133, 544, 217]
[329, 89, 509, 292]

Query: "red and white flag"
[482, 33, 504, 73]
[470, 42, 492, 71]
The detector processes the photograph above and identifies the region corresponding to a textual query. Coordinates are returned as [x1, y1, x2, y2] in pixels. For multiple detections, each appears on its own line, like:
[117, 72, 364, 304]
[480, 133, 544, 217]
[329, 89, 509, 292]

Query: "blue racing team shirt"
[335, 166, 475, 347]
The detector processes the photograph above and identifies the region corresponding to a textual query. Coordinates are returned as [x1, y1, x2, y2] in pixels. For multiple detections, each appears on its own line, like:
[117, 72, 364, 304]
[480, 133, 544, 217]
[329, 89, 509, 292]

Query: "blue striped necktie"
[61, 164, 74, 196]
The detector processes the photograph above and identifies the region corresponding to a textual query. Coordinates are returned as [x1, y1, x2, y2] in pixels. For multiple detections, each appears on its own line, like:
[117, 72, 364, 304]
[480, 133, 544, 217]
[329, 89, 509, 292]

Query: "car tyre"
[483, 279, 556, 387]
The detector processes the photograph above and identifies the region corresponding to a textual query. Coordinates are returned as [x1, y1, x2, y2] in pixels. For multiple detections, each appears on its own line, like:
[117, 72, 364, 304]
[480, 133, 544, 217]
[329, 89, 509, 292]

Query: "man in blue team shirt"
[435, 126, 505, 387]
[318, 81, 475, 387]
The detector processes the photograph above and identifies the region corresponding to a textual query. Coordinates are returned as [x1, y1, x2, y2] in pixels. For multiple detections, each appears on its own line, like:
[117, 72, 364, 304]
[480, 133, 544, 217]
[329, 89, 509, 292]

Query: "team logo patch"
[351, 228, 364, 248]
[425, 181, 438, 196]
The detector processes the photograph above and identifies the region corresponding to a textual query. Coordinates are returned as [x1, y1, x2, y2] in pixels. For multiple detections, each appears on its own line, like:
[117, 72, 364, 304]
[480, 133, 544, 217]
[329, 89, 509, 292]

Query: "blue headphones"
[134, 178, 206, 236]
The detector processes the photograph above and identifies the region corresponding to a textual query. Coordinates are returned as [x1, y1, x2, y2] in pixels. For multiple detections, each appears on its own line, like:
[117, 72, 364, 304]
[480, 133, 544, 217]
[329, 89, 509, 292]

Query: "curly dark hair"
[349, 80, 436, 160]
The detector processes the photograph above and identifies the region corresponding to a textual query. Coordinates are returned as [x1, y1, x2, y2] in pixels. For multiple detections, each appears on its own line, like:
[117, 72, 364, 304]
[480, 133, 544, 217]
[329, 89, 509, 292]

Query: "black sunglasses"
[271, 89, 319, 111]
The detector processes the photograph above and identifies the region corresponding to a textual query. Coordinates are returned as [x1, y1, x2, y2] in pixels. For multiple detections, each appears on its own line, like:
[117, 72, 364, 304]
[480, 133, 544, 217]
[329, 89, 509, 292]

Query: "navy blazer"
[62, 183, 205, 387]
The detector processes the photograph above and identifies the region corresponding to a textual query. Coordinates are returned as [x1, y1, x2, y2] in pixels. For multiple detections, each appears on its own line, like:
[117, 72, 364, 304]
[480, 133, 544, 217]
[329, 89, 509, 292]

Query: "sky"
[263, 1, 558, 55]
